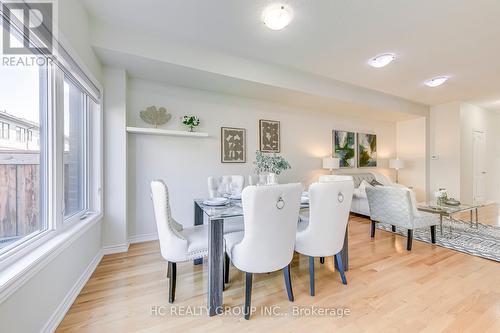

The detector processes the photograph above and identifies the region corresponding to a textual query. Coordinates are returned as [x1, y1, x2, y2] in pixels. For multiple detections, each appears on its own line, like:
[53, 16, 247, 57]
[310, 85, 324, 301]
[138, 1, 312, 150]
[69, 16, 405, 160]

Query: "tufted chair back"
[231, 183, 302, 273]
[207, 175, 245, 198]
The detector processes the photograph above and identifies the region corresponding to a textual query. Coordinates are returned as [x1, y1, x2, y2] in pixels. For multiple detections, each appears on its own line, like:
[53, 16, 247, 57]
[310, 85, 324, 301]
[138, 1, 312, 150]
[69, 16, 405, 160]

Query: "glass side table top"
[195, 199, 309, 220]
[417, 201, 482, 215]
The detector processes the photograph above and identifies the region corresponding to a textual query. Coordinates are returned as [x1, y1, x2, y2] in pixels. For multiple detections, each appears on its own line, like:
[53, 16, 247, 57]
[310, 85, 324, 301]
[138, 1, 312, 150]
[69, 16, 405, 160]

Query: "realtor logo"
[2, 1, 53, 55]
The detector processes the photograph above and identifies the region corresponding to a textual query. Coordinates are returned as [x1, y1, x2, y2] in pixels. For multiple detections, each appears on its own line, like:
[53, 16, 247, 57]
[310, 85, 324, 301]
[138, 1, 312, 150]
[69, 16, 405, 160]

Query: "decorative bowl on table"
[445, 198, 461, 206]
[203, 197, 229, 206]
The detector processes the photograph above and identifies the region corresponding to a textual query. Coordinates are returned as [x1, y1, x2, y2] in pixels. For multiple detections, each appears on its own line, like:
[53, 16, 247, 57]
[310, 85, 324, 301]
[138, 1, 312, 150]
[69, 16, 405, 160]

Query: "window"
[0, 60, 48, 252]
[16, 126, 26, 142]
[0, 122, 9, 139]
[63, 77, 87, 219]
[0, 11, 102, 263]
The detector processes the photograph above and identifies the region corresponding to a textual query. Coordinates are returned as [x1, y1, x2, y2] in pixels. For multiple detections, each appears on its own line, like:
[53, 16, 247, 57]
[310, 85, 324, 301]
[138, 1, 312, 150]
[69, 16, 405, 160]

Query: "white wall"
[489, 112, 500, 204]
[0, 222, 102, 333]
[396, 117, 427, 201]
[126, 78, 397, 238]
[430, 101, 500, 204]
[102, 68, 128, 250]
[58, 0, 102, 82]
[429, 102, 462, 199]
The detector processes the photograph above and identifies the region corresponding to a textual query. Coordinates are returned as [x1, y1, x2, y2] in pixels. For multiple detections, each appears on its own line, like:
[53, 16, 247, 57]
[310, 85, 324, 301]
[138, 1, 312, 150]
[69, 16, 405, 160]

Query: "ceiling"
[95, 47, 420, 122]
[82, 0, 500, 109]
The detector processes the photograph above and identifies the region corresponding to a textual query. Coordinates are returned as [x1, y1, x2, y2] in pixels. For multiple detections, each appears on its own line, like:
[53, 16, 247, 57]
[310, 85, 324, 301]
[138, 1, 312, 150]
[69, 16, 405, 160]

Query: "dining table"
[193, 198, 349, 316]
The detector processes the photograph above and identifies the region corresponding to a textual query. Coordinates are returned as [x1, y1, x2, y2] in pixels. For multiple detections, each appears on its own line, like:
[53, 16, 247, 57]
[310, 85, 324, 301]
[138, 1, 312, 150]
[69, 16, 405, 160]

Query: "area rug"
[376, 220, 500, 262]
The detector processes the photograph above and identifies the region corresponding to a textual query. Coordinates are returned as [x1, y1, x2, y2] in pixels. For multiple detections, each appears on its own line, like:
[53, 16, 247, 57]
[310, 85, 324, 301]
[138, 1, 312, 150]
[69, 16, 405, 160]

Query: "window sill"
[0, 213, 102, 304]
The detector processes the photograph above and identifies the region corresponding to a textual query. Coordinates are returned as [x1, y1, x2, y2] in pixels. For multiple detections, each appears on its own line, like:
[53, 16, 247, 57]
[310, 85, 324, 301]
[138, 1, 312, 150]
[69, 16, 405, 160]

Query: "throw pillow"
[370, 179, 384, 186]
[358, 180, 373, 190]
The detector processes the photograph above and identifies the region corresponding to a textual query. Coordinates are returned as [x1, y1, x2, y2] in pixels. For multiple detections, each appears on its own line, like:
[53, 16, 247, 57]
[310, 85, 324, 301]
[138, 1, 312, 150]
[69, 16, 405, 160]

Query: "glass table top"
[417, 201, 483, 214]
[195, 199, 309, 220]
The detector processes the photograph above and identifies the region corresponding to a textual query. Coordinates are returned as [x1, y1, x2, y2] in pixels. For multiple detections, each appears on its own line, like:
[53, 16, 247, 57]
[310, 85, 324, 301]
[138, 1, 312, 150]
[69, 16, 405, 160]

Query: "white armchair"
[150, 180, 209, 303]
[366, 186, 438, 251]
[223, 183, 302, 319]
[295, 178, 353, 295]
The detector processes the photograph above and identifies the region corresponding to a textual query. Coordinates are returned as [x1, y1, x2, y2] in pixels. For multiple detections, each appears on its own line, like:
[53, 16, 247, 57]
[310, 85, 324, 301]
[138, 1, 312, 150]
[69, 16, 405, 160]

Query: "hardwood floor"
[57, 215, 500, 333]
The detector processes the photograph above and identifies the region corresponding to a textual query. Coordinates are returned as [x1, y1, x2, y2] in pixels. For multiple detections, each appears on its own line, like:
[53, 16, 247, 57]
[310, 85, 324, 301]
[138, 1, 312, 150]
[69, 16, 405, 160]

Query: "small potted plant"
[254, 151, 291, 184]
[181, 115, 200, 132]
[435, 188, 448, 205]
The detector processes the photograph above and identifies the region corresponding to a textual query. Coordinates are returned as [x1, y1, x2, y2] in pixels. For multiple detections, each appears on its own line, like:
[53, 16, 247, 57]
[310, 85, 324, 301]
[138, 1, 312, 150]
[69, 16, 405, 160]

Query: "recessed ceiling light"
[368, 53, 396, 68]
[262, 3, 294, 30]
[424, 76, 449, 87]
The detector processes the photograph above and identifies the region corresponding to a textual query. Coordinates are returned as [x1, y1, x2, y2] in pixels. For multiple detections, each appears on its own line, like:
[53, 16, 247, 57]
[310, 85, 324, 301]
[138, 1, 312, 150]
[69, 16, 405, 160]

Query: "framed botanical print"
[259, 119, 280, 153]
[221, 127, 246, 163]
[333, 130, 356, 168]
[357, 133, 377, 167]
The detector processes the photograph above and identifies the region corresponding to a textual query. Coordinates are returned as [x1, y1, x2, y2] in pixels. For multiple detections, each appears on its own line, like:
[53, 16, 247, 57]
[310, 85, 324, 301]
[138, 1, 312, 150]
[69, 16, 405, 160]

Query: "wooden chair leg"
[224, 253, 230, 284]
[407, 230, 413, 251]
[391, 225, 396, 232]
[319, 257, 325, 264]
[430, 225, 436, 244]
[168, 261, 177, 303]
[244, 272, 253, 320]
[309, 256, 315, 296]
[334, 253, 347, 285]
[283, 264, 294, 302]
[370, 220, 376, 238]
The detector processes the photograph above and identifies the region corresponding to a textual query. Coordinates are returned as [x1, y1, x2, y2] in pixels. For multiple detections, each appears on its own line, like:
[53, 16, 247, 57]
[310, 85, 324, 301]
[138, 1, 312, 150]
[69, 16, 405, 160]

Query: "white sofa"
[346, 172, 399, 216]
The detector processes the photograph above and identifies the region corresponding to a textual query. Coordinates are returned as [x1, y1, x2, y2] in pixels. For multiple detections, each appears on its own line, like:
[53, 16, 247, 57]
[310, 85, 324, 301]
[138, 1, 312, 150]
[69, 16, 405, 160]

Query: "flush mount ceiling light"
[424, 76, 449, 87]
[262, 3, 294, 30]
[368, 53, 396, 68]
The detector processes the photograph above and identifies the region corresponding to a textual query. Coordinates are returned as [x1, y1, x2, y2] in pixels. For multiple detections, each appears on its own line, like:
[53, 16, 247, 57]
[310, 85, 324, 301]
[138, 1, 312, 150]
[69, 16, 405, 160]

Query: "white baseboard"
[128, 232, 158, 244]
[41, 249, 103, 333]
[102, 243, 130, 255]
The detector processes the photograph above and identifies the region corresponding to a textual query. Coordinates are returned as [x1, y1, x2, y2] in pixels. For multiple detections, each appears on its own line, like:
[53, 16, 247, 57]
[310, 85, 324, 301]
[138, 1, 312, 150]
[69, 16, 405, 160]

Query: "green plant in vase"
[254, 151, 291, 184]
[181, 115, 200, 132]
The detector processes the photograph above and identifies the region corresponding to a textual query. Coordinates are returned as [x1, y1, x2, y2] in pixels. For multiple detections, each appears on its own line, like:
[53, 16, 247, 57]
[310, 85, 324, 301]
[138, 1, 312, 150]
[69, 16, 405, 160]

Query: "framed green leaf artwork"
[333, 130, 356, 168]
[357, 133, 377, 167]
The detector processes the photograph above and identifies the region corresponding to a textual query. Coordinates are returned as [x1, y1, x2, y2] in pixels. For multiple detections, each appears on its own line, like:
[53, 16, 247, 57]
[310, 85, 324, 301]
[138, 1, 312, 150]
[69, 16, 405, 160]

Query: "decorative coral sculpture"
[140, 106, 171, 128]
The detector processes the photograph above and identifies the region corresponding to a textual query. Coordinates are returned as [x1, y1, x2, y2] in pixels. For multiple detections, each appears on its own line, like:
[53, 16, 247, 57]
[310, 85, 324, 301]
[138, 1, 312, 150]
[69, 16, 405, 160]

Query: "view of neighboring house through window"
[0, 62, 47, 250]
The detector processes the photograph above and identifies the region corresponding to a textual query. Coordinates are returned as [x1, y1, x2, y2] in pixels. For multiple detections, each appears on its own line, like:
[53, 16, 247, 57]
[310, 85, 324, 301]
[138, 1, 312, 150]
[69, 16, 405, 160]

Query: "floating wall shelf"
[126, 126, 209, 138]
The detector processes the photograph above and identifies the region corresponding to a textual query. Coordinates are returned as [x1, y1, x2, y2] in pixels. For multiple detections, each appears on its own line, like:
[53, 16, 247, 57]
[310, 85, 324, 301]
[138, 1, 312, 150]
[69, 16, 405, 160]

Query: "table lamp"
[323, 156, 340, 174]
[389, 158, 405, 183]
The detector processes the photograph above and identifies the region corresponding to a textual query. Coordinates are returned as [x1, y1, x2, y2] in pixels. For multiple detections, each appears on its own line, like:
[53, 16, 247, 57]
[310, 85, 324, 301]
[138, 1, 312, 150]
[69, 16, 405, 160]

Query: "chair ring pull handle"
[338, 192, 344, 203]
[276, 197, 285, 210]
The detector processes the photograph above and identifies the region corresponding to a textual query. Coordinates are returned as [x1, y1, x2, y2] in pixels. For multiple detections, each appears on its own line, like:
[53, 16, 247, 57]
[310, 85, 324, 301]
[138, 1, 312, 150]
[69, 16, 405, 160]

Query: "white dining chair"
[223, 183, 302, 319]
[248, 174, 269, 186]
[295, 177, 354, 295]
[207, 175, 245, 234]
[207, 175, 245, 198]
[150, 180, 209, 303]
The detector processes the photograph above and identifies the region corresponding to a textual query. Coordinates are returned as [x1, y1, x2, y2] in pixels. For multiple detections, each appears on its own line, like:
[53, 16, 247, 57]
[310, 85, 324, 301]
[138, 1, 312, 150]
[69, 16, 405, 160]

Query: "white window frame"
[60, 74, 91, 225]
[0, 60, 56, 268]
[0, 30, 103, 272]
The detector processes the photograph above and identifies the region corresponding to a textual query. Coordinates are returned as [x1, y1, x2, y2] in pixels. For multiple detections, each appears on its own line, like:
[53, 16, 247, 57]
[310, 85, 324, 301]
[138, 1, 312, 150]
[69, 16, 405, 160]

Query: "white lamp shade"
[323, 157, 340, 170]
[389, 158, 405, 170]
